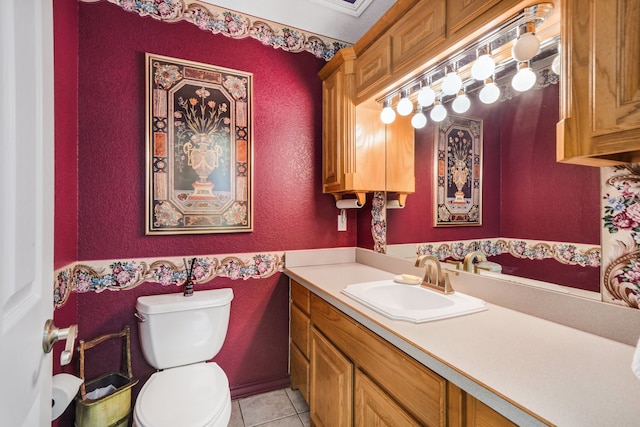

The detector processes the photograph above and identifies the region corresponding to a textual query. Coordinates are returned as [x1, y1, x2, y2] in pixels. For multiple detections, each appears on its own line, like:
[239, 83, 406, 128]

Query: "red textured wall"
[52, 0, 79, 424]
[53, 0, 78, 271]
[52, 2, 357, 424]
[76, 2, 353, 260]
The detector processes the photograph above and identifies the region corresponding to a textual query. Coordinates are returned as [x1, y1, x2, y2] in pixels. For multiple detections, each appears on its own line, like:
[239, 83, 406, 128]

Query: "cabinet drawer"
[291, 303, 310, 357]
[291, 280, 310, 314]
[311, 295, 446, 426]
[290, 342, 310, 404]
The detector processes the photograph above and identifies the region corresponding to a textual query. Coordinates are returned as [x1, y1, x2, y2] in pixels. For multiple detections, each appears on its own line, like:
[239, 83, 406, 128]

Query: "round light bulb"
[380, 105, 396, 124]
[396, 96, 414, 116]
[512, 31, 540, 62]
[512, 66, 537, 92]
[417, 86, 436, 107]
[411, 111, 427, 129]
[479, 81, 500, 104]
[551, 54, 561, 75]
[430, 102, 447, 122]
[452, 93, 471, 114]
[441, 72, 462, 96]
[471, 54, 496, 81]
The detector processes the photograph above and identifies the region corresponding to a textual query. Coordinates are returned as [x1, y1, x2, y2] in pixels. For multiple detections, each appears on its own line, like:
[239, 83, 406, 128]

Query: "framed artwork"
[434, 115, 482, 227]
[145, 53, 253, 234]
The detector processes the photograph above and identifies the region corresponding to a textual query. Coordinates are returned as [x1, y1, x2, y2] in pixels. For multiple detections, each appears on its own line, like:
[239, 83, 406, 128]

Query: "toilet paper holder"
[42, 319, 78, 366]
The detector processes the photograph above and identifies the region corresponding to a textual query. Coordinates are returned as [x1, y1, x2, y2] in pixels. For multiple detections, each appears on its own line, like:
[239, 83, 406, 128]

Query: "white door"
[0, 0, 55, 426]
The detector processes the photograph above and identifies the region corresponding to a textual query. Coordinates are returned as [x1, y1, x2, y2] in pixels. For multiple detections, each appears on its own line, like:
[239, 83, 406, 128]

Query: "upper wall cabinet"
[557, 0, 640, 165]
[320, 48, 386, 206]
[355, 0, 446, 102]
[320, 50, 414, 206]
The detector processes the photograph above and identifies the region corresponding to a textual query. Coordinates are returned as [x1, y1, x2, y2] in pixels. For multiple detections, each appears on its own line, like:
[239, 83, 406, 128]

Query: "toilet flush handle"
[134, 312, 146, 322]
[42, 319, 78, 366]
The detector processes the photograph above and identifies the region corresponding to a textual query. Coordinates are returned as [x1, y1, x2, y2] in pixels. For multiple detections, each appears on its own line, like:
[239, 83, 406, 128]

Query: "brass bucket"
[75, 326, 138, 427]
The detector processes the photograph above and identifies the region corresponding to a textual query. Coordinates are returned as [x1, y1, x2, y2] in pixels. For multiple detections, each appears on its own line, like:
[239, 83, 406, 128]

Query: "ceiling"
[199, 0, 396, 44]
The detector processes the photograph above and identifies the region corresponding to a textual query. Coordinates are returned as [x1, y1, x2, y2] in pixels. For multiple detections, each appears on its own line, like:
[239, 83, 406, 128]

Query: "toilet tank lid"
[136, 288, 233, 315]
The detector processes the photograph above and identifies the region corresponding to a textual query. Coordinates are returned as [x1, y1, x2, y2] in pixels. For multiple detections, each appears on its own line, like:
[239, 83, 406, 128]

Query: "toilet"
[133, 289, 234, 427]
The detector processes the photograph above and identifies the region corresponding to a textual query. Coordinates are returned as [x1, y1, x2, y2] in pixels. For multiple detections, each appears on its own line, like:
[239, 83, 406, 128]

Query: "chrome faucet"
[414, 255, 455, 294]
[463, 250, 488, 273]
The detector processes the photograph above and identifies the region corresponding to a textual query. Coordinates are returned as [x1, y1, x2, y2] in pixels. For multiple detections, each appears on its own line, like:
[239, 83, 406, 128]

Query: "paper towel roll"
[336, 199, 363, 209]
[51, 373, 83, 421]
[385, 200, 405, 209]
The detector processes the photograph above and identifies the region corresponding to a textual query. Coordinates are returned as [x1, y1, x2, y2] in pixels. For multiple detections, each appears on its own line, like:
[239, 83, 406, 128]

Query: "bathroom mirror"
[380, 75, 602, 294]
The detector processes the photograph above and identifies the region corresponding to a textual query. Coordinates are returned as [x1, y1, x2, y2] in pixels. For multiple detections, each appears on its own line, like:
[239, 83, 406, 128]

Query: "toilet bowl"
[133, 289, 234, 427]
[133, 363, 231, 427]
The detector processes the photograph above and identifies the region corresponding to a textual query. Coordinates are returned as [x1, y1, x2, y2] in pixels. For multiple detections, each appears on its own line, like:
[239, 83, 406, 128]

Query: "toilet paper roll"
[51, 373, 83, 421]
[336, 199, 363, 209]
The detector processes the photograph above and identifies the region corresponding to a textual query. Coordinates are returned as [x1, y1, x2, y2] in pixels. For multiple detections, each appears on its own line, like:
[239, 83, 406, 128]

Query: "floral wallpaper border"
[602, 165, 640, 309]
[416, 238, 601, 267]
[54, 251, 284, 309]
[80, 0, 349, 61]
[371, 191, 386, 253]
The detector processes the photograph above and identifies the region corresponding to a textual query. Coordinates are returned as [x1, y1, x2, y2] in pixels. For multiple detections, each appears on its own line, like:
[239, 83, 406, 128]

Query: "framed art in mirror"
[435, 115, 482, 227]
[145, 53, 253, 234]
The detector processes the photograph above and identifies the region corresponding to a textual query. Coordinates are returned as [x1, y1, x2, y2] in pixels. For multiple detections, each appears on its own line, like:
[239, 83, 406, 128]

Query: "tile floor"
[229, 388, 310, 427]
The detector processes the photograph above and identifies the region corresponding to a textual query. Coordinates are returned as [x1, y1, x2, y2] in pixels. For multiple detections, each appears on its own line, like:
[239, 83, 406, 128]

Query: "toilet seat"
[133, 362, 231, 427]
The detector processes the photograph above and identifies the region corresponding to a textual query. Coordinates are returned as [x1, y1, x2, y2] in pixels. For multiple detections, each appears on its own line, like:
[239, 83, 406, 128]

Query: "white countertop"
[284, 248, 640, 427]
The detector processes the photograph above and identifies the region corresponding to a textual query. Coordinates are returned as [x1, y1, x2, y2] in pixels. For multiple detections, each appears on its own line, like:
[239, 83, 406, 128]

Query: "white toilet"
[133, 289, 234, 427]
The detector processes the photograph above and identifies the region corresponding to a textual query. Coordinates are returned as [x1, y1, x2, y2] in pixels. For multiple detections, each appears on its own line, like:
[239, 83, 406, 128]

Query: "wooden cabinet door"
[311, 328, 353, 427]
[558, 0, 640, 164]
[355, 369, 420, 427]
[322, 67, 345, 193]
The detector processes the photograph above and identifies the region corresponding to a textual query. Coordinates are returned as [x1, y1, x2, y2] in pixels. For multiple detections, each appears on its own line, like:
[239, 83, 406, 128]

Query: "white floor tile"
[237, 389, 297, 427]
[284, 388, 309, 414]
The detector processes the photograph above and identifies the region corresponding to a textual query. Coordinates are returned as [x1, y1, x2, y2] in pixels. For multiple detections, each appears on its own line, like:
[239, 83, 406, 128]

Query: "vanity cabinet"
[557, 0, 640, 165]
[289, 280, 524, 426]
[310, 292, 446, 426]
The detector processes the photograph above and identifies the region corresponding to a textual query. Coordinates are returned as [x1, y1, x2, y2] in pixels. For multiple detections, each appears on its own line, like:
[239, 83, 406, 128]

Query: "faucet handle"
[440, 272, 455, 294]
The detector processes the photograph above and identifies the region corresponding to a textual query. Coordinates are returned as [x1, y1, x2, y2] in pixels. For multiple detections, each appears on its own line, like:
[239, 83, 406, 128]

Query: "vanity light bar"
[376, 3, 555, 110]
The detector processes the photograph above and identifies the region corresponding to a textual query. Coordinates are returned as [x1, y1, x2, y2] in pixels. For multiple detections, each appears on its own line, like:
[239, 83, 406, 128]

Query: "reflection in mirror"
[380, 81, 601, 293]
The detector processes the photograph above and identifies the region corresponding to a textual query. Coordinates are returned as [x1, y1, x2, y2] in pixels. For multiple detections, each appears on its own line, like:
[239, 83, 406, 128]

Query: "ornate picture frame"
[145, 53, 253, 234]
[434, 115, 483, 227]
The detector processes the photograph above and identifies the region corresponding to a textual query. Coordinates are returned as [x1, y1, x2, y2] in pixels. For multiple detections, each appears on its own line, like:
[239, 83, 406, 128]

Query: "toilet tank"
[136, 289, 233, 370]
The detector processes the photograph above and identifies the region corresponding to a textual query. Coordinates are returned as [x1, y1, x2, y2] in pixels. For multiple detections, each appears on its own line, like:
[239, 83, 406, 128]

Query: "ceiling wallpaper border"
[80, 0, 350, 61]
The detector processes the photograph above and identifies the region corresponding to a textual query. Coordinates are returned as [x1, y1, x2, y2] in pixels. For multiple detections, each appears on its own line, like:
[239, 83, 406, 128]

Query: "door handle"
[43, 319, 78, 366]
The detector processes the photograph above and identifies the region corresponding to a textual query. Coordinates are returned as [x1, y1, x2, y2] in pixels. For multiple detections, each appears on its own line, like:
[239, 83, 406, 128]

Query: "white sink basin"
[341, 280, 487, 323]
